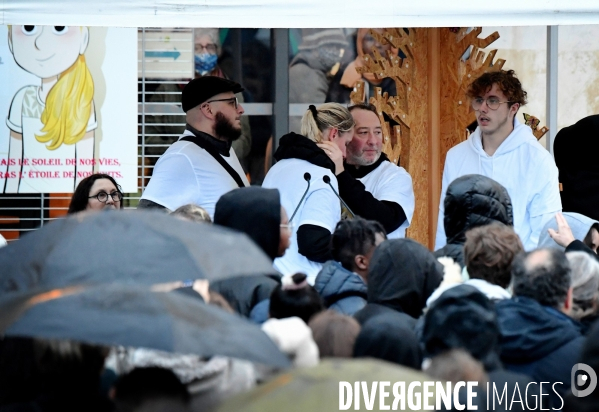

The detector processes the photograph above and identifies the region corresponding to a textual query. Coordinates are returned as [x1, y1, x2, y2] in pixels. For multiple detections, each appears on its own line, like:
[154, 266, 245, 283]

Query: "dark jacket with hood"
[434, 174, 513, 267]
[496, 296, 585, 408]
[313, 260, 367, 316]
[354, 239, 443, 327]
[353, 311, 422, 369]
[554, 114, 599, 222]
[211, 187, 281, 317]
[422, 285, 546, 411]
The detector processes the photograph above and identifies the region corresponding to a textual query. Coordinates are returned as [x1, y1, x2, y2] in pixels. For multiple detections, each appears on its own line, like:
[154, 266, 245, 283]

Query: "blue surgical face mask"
[195, 53, 218, 75]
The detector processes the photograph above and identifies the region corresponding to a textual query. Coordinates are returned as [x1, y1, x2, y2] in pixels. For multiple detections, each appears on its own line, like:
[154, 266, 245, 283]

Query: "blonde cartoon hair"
[37, 53, 94, 150]
[300, 103, 354, 143]
[8, 25, 94, 150]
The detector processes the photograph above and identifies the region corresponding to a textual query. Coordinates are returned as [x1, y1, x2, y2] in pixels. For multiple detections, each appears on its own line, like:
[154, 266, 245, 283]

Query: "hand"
[547, 212, 575, 247]
[317, 141, 344, 175]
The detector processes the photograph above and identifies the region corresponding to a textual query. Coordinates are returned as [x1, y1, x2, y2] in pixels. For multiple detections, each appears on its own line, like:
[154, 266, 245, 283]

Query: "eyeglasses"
[195, 43, 217, 53]
[204, 97, 238, 110]
[88, 190, 123, 203]
[280, 222, 294, 232]
[471, 97, 512, 111]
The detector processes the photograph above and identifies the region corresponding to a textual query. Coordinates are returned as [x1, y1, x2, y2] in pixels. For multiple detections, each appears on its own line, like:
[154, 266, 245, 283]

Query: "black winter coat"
[434, 174, 513, 267]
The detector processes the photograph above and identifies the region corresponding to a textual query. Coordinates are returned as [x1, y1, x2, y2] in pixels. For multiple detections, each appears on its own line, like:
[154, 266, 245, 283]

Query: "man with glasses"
[435, 70, 561, 251]
[139, 76, 249, 218]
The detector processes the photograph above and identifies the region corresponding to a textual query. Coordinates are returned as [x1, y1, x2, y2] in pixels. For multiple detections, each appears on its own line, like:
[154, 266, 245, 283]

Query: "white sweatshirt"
[435, 117, 561, 251]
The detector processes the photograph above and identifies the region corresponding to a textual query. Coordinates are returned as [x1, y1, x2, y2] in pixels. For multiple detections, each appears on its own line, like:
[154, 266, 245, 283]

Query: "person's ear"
[328, 127, 338, 141]
[79, 27, 90, 55]
[509, 102, 520, 116]
[199, 103, 214, 119]
[354, 254, 368, 272]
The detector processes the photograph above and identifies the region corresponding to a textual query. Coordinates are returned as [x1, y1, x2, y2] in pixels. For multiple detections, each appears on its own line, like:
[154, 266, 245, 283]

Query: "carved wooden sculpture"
[439, 28, 504, 181]
[523, 113, 549, 140]
[348, 28, 429, 243]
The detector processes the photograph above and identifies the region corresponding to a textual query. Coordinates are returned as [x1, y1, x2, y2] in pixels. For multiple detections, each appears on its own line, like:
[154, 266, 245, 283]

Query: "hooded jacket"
[538, 212, 599, 251]
[211, 187, 281, 317]
[496, 296, 585, 407]
[422, 285, 542, 411]
[554, 114, 599, 222]
[436, 117, 561, 251]
[313, 260, 367, 316]
[354, 239, 443, 325]
[353, 311, 422, 369]
[433, 174, 513, 267]
[262, 133, 341, 283]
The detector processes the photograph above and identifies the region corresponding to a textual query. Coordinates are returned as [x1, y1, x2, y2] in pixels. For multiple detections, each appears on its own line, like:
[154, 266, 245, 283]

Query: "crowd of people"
[1, 63, 599, 412]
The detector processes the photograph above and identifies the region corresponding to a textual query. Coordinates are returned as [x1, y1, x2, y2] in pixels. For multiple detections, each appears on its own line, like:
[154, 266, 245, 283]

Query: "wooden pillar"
[427, 28, 441, 249]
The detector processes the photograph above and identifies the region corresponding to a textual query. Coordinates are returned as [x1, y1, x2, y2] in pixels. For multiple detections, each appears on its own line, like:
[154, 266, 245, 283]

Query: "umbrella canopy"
[213, 358, 435, 412]
[0, 283, 290, 368]
[0, 210, 277, 293]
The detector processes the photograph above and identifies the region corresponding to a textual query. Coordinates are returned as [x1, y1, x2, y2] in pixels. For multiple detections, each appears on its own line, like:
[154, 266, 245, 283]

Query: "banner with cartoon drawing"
[0, 25, 137, 193]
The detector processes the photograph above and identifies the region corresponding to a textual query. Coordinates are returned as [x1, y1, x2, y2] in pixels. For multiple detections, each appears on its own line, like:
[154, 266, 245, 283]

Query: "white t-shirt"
[141, 130, 249, 218]
[6, 85, 97, 193]
[262, 158, 341, 284]
[357, 161, 415, 238]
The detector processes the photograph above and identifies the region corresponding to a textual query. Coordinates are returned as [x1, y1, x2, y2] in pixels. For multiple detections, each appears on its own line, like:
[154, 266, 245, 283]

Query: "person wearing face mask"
[143, 28, 251, 173]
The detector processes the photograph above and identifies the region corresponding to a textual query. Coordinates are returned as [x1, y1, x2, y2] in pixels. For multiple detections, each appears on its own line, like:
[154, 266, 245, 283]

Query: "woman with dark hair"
[67, 173, 124, 214]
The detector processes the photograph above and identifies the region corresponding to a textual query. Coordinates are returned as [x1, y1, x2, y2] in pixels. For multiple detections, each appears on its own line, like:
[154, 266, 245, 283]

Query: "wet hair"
[300, 103, 355, 143]
[464, 224, 524, 289]
[466, 69, 528, 108]
[511, 248, 571, 309]
[566, 251, 599, 321]
[348, 102, 378, 116]
[171, 204, 212, 223]
[308, 310, 360, 358]
[113, 367, 190, 412]
[331, 217, 386, 272]
[269, 273, 324, 324]
[68, 173, 123, 214]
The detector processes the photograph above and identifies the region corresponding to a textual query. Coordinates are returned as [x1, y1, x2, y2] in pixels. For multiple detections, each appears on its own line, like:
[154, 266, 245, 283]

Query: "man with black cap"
[139, 76, 249, 217]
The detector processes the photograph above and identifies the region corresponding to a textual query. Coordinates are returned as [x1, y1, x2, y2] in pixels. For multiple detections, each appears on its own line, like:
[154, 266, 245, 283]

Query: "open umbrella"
[212, 358, 437, 412]
[0, 283, 290, 368]
[0, 210, 277, 293]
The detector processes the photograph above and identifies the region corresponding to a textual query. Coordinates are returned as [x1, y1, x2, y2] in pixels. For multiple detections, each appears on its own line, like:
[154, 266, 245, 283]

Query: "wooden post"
[428, 28, 441, 250]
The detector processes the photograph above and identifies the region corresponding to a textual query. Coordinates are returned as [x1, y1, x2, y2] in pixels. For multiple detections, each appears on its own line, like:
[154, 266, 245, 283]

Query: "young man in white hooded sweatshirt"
[435, 70, 561, 251]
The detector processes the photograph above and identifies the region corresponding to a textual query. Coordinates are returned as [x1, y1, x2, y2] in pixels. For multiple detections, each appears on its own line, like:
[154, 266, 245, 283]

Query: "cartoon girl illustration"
[5, 25, 96, 193]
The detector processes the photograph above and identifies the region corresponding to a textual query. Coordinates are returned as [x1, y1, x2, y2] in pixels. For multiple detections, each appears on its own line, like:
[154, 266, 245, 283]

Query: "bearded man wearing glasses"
[139, 76, 249, 218]
[435, 70, 561, 251]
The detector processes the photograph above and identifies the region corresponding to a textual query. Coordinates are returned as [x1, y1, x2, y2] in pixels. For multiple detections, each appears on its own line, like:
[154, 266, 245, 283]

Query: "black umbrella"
[0, 283, 290, 368]
[0, 210, 277, 293]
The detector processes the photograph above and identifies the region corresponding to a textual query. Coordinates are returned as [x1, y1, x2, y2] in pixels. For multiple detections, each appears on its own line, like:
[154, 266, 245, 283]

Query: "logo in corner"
[572, 363, 597, 398]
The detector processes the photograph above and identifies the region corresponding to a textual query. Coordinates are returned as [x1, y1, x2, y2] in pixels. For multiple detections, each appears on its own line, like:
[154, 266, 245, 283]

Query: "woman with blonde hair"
[262, 103, 354, 283]
[6, 25, 96, 193]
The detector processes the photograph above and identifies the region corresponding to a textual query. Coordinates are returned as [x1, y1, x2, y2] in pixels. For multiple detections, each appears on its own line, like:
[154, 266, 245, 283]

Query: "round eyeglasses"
[471, 97, 512, 111]
[88, 190, 123, 203]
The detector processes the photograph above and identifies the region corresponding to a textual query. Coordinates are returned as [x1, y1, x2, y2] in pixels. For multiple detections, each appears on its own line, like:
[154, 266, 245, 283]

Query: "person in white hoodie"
[435, 70, 561, 251]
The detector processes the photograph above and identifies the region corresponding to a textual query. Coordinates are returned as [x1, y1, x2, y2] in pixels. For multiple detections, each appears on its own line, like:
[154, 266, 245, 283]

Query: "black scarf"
[185, 123, 231, 157]
[274, 132, 335, 172]
[343, 152, 389, 179]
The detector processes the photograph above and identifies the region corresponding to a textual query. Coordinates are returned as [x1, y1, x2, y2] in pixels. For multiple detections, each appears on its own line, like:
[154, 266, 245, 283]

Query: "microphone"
[289, 172, 311, 223]
[323, 175, 355, 218]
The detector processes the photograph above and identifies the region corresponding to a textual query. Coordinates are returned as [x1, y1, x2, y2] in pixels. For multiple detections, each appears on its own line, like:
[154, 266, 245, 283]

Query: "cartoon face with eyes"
[4, 25, 97, 194]
[9, 26, 89, 79]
